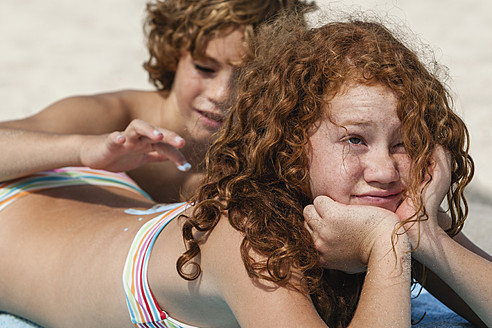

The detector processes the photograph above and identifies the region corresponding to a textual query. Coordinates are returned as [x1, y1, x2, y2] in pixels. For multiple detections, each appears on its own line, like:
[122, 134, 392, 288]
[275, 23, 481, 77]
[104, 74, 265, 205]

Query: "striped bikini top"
[0, 167, 152, 211]
[122, 202, 199, 328]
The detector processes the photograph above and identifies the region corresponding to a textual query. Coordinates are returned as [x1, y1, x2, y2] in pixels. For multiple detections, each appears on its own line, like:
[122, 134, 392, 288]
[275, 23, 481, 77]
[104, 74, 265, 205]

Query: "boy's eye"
[393, 142, 406, 153]
[194, 64, 215, 73]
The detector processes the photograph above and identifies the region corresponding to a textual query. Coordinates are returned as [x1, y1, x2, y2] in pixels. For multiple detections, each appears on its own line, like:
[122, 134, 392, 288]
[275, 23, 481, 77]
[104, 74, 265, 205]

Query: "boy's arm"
[0, 127, 85, 180]
[2, 92, 132, 133]
[0, 91, 187, 181]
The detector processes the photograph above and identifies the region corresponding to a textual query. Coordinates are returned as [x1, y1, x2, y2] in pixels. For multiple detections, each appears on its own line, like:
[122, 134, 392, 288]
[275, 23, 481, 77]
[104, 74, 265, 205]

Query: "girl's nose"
[363, 149, 400, 186]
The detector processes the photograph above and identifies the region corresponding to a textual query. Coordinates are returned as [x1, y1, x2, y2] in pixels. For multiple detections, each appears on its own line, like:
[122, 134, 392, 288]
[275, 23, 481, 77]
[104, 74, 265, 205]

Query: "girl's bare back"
[0, 185, 207, 327]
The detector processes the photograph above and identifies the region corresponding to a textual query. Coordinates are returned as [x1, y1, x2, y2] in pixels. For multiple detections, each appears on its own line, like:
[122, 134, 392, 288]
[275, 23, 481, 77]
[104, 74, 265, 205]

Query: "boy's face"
[170, 28, 244, 143]
[307, 83, 411, 212]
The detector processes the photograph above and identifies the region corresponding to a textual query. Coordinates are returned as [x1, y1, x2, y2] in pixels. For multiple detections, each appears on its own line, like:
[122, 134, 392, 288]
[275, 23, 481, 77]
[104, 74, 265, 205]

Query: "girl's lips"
[353, 192, 403, 211]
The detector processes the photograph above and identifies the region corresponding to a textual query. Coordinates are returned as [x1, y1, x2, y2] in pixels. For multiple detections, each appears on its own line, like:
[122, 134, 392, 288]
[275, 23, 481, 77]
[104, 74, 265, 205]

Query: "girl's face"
[307, 83, 411, 212]
[170, 28, 244, 144]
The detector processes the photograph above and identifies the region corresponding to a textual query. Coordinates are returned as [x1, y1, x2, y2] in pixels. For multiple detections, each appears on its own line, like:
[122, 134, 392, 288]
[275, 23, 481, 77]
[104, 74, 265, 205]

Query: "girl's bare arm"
[205, 204, 412, 327]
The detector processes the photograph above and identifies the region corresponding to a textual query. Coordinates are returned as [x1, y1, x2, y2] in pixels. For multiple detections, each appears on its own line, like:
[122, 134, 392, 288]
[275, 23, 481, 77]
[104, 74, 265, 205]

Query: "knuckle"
[303, 205, 314, 217]
[313, 238, 325, 251]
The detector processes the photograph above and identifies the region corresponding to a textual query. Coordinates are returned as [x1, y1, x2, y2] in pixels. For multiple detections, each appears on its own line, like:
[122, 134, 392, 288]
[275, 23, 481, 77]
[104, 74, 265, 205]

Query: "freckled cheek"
[308, 154, 362, 200]
[396, 155, 412, 186]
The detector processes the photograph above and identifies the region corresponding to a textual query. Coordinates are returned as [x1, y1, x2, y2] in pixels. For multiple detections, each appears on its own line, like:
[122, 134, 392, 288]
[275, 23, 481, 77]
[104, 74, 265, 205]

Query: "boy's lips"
[195, 109, 224, 128]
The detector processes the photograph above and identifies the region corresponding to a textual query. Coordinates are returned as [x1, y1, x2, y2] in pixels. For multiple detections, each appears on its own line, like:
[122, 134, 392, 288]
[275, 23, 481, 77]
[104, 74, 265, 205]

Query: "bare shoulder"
[198, 214, 326, 328]
[114, 89, 167, 120]
[0, 89, 164, 133]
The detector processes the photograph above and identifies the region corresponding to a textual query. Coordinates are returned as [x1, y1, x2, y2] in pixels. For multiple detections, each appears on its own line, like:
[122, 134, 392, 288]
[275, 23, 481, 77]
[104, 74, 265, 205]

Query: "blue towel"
[0, 313, 41, 328]
[411, 286, 473, 327]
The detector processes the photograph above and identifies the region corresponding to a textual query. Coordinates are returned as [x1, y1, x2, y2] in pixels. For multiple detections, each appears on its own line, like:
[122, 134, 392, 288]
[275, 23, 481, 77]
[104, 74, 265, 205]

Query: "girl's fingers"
[312, 195, 335, 214]
[303, 203, 325, 233]
[303, 221, 314, 235]
[423, 145, 452, 213]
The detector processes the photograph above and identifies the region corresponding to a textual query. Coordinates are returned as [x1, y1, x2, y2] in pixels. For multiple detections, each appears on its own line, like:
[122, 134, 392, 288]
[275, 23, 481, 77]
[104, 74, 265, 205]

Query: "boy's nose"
[206, 72, 231, 105]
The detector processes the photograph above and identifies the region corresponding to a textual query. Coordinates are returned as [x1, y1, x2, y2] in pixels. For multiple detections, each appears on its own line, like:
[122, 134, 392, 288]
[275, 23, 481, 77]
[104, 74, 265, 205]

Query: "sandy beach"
[0, 0, 491, 253]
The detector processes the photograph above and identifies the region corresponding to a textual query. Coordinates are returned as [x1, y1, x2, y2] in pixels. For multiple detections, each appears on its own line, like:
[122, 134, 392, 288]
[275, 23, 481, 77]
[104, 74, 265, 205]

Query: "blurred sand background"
[0, 0, 491, 253]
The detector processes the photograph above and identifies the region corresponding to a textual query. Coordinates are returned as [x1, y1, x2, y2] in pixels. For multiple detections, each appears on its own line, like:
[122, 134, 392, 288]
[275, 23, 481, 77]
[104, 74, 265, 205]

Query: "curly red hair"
[178, 15, 474, 326]
[143, 0, 316, 90]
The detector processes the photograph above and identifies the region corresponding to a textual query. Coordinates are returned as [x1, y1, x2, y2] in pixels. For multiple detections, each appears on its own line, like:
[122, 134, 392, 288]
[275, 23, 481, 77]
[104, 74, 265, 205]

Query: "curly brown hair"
[143, 0, 316, 90]
[178, 15, 474, 327]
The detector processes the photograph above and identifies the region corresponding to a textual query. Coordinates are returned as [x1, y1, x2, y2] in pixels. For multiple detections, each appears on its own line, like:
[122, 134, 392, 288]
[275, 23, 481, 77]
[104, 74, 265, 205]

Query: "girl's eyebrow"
[335, 119, 373, 127]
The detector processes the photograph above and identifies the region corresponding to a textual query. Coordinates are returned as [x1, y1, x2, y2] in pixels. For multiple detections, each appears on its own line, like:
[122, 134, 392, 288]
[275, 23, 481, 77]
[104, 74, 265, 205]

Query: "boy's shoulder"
[94, 89, 165, 124]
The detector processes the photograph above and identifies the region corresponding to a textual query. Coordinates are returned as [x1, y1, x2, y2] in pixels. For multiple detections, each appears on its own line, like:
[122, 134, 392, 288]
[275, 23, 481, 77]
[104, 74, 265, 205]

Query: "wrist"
[368, 221, 411, 266]
[410, 226, 449, 264]
[66, 134, 88, 167]
[366, 226, 411, 289]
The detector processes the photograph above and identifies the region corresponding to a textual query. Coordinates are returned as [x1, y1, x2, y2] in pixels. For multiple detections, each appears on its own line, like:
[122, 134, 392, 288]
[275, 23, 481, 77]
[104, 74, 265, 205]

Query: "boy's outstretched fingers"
[121, 119, 191, 171]
[124, 119, 186, 149]
[150, 143, 191, 172]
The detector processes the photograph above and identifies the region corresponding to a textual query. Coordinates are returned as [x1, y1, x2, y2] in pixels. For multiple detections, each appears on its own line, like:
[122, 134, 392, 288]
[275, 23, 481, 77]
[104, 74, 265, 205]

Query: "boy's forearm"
[0, 128, 83, 181]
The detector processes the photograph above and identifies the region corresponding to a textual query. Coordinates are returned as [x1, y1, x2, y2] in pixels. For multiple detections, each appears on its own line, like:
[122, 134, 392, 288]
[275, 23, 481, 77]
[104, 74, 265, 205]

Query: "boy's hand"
[79, 119, 191, 173]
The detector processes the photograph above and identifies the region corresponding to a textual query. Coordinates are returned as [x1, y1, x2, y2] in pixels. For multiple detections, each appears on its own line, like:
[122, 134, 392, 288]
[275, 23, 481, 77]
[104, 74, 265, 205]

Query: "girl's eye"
[347, 137, 363, 145]
[194, 64, 215, 74]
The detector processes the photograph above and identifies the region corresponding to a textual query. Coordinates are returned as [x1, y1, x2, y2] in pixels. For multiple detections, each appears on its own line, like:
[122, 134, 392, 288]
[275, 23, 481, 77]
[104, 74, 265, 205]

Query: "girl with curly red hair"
[179, 16, 491, 327]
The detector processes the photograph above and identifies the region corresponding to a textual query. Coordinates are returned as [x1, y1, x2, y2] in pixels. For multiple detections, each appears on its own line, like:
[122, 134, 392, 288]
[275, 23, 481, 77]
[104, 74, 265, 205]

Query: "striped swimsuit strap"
[122, 202, 199, 328]
[0, 167, 152, 212]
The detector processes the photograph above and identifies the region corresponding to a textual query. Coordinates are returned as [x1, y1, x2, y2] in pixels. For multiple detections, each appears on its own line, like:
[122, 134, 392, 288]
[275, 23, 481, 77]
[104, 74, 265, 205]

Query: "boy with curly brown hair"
[0, 0, 315, 203]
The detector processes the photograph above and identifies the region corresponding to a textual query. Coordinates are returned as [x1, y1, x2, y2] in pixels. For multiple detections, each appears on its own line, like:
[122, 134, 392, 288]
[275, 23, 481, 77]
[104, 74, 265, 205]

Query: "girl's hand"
[395, 145, 451, 250]
[304, 196, 403, 273]
[79, 119, 191, 173]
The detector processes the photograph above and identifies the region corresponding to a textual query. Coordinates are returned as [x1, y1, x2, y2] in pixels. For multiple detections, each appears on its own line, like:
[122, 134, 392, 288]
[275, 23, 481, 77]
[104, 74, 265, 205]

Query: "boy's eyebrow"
[197, 55, 235, 67]
[195, 55, 240, 67]
[194, 55, 218, 64]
